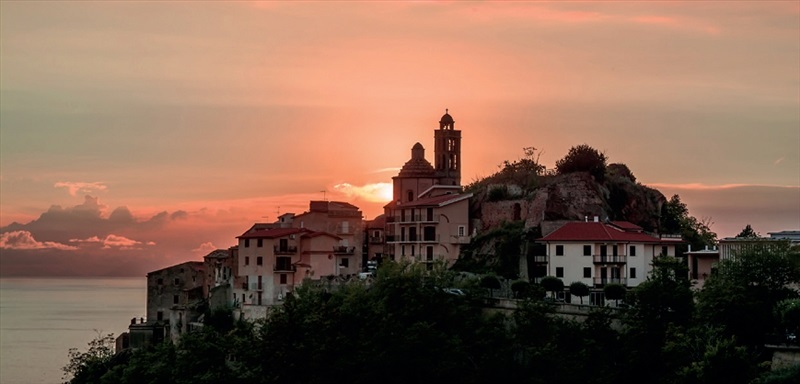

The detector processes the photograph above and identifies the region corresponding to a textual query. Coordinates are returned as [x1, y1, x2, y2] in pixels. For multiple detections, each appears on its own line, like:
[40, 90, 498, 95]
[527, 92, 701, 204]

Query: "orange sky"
[1, 1, 798, 276]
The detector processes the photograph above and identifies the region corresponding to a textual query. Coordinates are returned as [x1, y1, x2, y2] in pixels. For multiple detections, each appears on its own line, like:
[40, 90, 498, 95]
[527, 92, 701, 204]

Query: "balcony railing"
[451, 236, 471, 244]
[249, 283, 263, 291]
[386, 235, 439, 243]
[274, 263, 296, 272]
[273, 246, 297, 255]
[333, 246, 356, 255]
[530, 255, 548, 263]
[368, 236, 384, 244]
[594, 277, 627, 286]
[593, 255, 627, 264]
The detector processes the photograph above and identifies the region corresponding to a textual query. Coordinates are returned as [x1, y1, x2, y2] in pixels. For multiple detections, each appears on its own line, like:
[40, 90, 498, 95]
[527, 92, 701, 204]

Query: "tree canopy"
[555, 144, 608, 181]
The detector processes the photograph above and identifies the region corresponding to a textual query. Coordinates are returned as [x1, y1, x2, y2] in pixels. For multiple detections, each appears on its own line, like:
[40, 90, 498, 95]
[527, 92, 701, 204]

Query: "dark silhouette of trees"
[540, 276, 564, 299]
[569, 281, 589, 304]
[555, 144, 608, 181]
[603, 283, 626, 307]
[736, 224, 760, 238]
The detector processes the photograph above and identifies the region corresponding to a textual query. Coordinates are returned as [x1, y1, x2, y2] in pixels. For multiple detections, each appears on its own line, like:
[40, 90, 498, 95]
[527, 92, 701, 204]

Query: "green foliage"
[662, 325, 757, 384]
[775, 298, 800, 331]
[555, 144, 608, 181]
[453, 221, 525, 279]
[660, 194, 717, 252]
[603, 283, 626, 306]
[510, 280, 531, 299]
[696, 243, 800, 347]
[752, 365, 800, 384]
[540, 276, 564, 298]
[63, 331, 116, 384]
[736, 224, 760, 238]
[486, 185, 510, 202]
[568, 281, 590, 304]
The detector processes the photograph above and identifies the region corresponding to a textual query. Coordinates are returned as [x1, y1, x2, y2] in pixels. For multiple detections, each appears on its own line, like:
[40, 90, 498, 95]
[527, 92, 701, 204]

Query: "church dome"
[398, 143, 435, 178]
[440, 110, 454, 124]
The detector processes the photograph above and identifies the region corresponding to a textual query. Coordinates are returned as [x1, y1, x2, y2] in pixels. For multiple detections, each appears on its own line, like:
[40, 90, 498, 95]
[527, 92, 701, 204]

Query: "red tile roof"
[301, 231, 341, 240]
[367, 214, 386, 229]
[540, 222, 676, 243]
[610, 221, 643, 231]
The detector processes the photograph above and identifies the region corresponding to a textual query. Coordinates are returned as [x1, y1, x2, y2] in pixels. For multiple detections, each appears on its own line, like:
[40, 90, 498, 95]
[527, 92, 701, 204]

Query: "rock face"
[471, 171, 666, 233]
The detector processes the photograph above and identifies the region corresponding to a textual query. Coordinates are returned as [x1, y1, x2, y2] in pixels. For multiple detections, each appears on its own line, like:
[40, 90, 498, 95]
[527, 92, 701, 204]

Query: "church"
[382, 110, 473, 266]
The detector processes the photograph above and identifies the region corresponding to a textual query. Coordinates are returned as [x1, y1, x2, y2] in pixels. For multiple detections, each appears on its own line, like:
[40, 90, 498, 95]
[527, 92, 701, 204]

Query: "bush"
[555, 144, 607, 181]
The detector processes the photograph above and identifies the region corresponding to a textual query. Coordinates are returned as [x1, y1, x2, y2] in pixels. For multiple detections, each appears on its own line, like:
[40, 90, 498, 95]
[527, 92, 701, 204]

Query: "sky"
[1, 1, 798, 276]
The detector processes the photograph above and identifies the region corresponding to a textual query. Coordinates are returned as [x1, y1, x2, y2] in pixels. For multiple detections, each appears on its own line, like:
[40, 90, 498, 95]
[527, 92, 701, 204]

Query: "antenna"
[320, 190, 327, 201]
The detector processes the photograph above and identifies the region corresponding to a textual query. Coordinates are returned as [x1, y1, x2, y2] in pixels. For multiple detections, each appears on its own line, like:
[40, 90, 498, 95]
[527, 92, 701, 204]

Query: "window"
[629, 245, 636, 256]
[157, 278, 163, 285]
[173, 295, 179, 304]
[458, 225, 465, 237]
[555, 245, 564, 256]
[280, 274, 287, 284]
[630, 267, 637, 279]
[600, 245, 607, 257]
[244, 239, 250, 248]
[256, 257, 263, 266]
[556, 267, 564, 278]
[661, 246, 669, 256]
[411, 246, 415, 256]
[174, 278, 180, 285]
[612, 245, 618, 256]
[583, 267, 591, 278]
[401, 245, 405, 256]
[245, 256, 250, 266]
[407, 190, 414, 202]
[340, 257, 349, 268]
[157, 311, 163, 321]
[257, 239, 263, 248]
[583, 245, 591, 256]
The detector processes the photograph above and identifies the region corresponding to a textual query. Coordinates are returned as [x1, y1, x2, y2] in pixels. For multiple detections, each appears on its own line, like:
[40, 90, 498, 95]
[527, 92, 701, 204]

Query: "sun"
[376, 183, 394, 202]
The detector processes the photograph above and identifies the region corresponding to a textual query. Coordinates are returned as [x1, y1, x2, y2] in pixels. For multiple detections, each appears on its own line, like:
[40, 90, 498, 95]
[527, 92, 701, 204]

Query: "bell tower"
[434, 109, 461, 186]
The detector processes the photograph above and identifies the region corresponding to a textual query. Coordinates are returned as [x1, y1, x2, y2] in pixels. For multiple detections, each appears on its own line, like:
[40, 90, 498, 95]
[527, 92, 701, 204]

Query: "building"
[686, 245, 719, 289]
[383, 110, 473, 265]
[718, 236, 792, 260]
[141, 261, 206, 343]
[203, 247, 236, 310]
[536, 218, 682, 303]
[364, 214, 386, 266]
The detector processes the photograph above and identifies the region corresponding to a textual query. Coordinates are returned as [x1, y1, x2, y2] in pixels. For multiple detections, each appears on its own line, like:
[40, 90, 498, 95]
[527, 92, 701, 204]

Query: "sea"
[0, 277, 146, 384]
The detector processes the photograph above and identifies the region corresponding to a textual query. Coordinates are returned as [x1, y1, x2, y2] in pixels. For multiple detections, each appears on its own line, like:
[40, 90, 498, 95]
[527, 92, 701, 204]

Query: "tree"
[660, 194, 717, 252]
[555, 144, 608, 181]
[603, 283, 626, 307]
[736, 224, 760, 238]
[63, 332, 116, 384]
[480, 275, 502, 298]
[569, 281, 590, 304]
[540, 276, 564, 300]
[696, 242, 800, 347]
[510, 280, 531, 299]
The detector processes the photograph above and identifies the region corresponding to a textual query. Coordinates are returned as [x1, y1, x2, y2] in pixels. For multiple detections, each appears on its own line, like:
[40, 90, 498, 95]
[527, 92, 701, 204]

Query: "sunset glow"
[1, 1, 797, 276]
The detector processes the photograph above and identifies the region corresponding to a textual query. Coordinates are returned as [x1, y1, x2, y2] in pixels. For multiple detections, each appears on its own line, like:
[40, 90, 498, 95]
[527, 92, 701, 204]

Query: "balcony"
[273, 264, 296, 273]
[593, 255, 627, 264]
[594, 277, 627, 286]
[333, 246, 356, 255]
[530, 255, 548, 264]
[369, 235, 384, 244]
[385, 216, 397, 223]
[273, 246, 297, 255]
[419, 214, 440, 223]
[451, 236, 471, 244]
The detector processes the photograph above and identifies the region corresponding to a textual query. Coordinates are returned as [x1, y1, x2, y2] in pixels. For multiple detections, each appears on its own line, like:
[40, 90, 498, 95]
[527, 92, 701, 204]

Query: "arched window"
[513, 203, 521, 221]
[407, 190, 414, 202]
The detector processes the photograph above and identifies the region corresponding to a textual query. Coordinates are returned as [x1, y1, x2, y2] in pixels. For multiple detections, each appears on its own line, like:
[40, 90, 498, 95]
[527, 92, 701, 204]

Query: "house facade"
[536, 219, 682, 303]
[144, 261, 206, 342]
[383, 110, 472, 265]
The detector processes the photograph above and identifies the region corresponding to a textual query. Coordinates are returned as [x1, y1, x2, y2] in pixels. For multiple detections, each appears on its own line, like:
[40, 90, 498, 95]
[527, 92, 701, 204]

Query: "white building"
[536, 219, 682, 303]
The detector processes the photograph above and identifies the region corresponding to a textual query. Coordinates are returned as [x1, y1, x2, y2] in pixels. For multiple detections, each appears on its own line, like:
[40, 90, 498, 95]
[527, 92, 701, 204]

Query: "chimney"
[593, 216, 599, 222]
[585, 216, 588, 222]
[688, 244, 692, 252]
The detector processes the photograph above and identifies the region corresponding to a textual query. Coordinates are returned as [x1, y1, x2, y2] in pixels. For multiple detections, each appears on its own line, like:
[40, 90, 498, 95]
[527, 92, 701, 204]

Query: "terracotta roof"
[203, 249, 229, 259]
[397, 157, 436, 178]
[539, 222, 676, 243]
[238, 227, 307, 239]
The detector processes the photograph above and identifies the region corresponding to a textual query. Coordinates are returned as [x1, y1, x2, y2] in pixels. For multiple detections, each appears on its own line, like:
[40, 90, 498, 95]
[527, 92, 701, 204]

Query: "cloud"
[192, 242, 217, 254]
[0, 230, 78, 250]
[54, 181, 107, 196]
[333, 182, 393, 202]
[775, 157, 784, 165]
[69, 234, 153, 250]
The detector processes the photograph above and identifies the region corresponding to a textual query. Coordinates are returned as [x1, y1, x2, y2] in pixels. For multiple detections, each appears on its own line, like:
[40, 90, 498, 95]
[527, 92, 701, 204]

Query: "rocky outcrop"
[471, 169, 666, 233]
